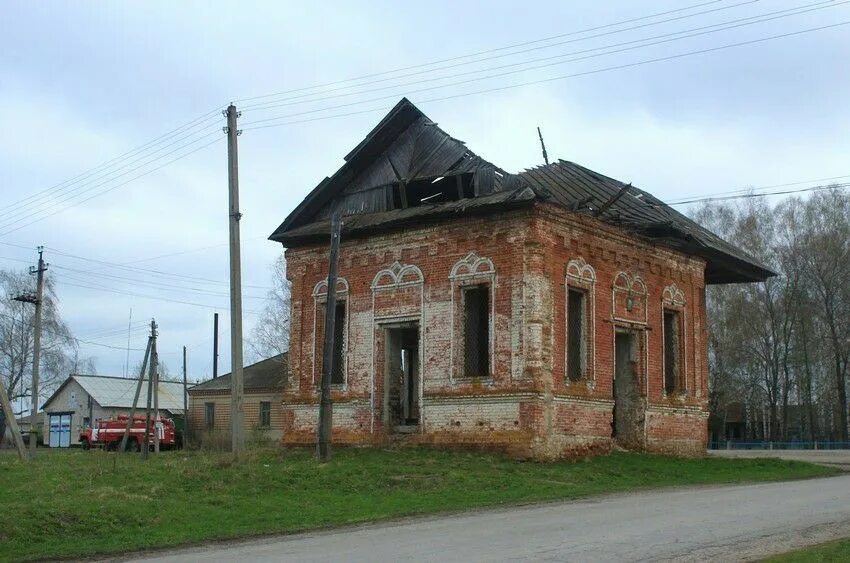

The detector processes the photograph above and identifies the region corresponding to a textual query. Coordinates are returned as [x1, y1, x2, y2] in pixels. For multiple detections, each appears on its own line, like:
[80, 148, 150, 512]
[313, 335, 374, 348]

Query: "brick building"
[269, 99, 773, 459]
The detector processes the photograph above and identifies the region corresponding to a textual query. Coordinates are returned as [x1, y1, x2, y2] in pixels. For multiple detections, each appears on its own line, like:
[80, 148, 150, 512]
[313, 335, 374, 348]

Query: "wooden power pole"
[182, 345, 189, 448]
[29, 248, 46, 456]
[224, 104, 245, 454]
[212, 312, 219, 378]
[142, 319, 157, 459]
[12, 247, 47, 456]
[119, 335, 152, 452]
[153, 334, 160, 454]
[317, 212, 342, 462]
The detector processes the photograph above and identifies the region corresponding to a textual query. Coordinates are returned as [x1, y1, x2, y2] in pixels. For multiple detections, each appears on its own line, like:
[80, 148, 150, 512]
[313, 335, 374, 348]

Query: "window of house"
[462, 284, 490, 377]
[663, 309, 682, 394]
[566, 288, 588, 382]
[259, 401, 271, 428]
[205, 402, 215, 430]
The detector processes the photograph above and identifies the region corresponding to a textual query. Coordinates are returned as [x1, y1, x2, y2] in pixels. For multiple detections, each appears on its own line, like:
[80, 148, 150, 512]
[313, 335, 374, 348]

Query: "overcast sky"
[1, 0, 848, 383]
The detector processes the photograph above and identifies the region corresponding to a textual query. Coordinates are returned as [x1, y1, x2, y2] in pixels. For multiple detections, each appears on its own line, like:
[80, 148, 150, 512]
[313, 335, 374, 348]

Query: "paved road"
[131, 475, 850, 562]
[709, 449, 850, 470]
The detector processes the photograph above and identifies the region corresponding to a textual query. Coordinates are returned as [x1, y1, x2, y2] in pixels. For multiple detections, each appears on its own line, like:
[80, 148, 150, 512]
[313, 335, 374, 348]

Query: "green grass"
[0, 447, 837, 562]
[766, 538, 850, 562]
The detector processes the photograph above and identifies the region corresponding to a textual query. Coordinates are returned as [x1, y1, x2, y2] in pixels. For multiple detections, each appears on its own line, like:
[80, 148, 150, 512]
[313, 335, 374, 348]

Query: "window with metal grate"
[462, 285, 490, 377]
[663, 309, 682, 394]
[567, 288, 587, 382]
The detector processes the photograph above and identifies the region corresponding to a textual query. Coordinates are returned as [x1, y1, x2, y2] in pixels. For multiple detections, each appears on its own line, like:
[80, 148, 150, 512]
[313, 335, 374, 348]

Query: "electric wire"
[1, 1, 835, 231]
[241, 20, 850, 131]
[0, 133, 224, 235]
[236, 0, 736, 104]
[0, 107, 223, 214]
[43, 247, 271, 290]
[241, 0, 764, 111]
[0, 120, 224, 226]
[51, 264, 269, 300]
[1, 2, 735, 225]
[240, 4, 847, 128]
[667, 181, 850, 206]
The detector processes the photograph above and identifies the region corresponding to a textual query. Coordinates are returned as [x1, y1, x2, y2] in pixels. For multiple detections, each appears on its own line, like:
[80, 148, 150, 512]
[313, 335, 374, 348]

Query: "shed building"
[41, 374, 187, 448]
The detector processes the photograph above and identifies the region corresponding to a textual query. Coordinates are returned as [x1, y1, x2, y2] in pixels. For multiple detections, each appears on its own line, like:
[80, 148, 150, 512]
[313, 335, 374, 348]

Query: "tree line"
[694, 189, 850, 443]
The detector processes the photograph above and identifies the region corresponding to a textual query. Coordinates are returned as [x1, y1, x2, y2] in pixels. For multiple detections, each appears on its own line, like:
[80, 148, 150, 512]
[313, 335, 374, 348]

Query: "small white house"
[41, 374, 187, 447]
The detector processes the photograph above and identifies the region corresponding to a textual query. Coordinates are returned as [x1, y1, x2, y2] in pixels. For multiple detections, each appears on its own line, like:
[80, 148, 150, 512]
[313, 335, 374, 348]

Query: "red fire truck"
[79, 415, 176, 451]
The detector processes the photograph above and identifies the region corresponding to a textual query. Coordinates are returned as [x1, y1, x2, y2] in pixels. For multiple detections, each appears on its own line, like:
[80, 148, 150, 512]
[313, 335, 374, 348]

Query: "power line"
[0, 1, 734, 231]
[236, 0, 735, 105]
[667, 174, 850, 203]
[0, 1, 837, 237]
[242, 20, 850, 132]
[51, 264, 269, 300]
[43, 247, 271, 290]
[0, 107, 223, 215]
[241, 0, 763, 112]
[0, 310, 146, 351]
[0, 121, 224, 224]
[56, 278, 261, 313]
[0, 133, 223, 235]
[241, 3, 847, 128]
[0, 136, 224, 237]
[669, 182, 850, 206]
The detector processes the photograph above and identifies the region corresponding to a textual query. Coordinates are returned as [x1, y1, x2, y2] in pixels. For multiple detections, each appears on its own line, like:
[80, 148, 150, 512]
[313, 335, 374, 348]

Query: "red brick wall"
[281, 202, 709, 458]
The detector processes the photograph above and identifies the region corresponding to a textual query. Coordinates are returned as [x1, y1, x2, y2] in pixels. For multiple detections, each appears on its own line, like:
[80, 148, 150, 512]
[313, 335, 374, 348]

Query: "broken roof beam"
[594, 183, 632, 217]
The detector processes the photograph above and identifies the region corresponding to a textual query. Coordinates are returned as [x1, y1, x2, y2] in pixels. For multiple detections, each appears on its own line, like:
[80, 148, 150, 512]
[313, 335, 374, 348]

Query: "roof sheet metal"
[72, 375, 186, 412]
[269, 98, 775, 284]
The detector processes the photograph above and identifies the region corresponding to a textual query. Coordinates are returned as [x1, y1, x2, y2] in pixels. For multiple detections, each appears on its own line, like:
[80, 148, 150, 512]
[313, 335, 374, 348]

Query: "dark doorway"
[613, 330, 644, 449]
[384, 324, 420, 431]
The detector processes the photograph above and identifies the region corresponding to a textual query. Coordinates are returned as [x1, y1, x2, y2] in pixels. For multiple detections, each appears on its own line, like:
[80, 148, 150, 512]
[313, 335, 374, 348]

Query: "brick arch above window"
[313, 277, 350, 297]
[612, 271, 648, 324]
[662, 283, 686, 307]
[613, 271, 647, 295]
[566, 257, 596, 284]
[449, 252, 495, 280]
[372, 261, 424, 289]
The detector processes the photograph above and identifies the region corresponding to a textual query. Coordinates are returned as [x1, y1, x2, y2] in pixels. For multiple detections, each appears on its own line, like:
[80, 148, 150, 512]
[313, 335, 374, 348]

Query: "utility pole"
[224, 103, 245, 454]
[317, 212, 342, 462]
[143, 319, 157, 459]
[212, 312, 219, 379]
[182, 345, 189, 449]
[13, 247, 47, 456]
[0, 376, 27, 461]
[153, 333, 160, 454]
[119, 336, 152, 452]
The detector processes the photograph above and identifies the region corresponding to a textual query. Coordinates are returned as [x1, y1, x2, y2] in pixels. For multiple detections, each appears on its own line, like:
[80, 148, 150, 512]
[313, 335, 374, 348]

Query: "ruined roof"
[189, 353, 288, 393]
[270, 98, 775, 284]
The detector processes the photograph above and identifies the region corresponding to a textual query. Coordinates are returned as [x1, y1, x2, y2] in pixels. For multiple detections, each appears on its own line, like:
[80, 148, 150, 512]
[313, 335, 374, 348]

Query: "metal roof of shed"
[42, 375, 187, 413]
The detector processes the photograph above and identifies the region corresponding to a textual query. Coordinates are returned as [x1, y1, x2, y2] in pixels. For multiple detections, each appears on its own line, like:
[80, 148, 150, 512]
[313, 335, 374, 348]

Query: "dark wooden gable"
[274, 98, 506, 231]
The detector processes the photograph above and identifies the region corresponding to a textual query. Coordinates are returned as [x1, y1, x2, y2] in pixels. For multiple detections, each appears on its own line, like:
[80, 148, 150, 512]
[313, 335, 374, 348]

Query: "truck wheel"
[80, 439, 90, 451]
[127, 439, 140, 452]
